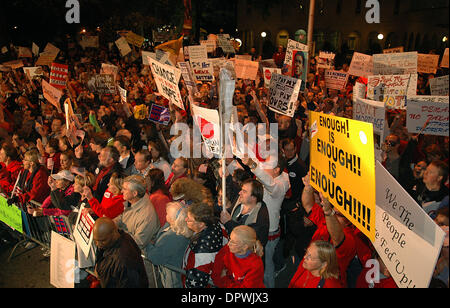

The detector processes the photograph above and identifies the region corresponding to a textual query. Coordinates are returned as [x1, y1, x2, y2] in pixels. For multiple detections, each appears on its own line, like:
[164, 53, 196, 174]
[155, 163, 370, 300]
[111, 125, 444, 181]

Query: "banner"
[354, 98, 387, 145]
[49, 62, 69, 89]
[0, 195, 23, 233]
[190, 59, 214, 82]
[192, 104, 221, 155]
[42, 79, 63, 112]
[429, 75, 449, 96]
[374, 162, 446, 288]
[115, 36, 132, 57]
[317, 51, 335, 69]
[367, 74, 417, 109]
[406, 95, 449, 136]
[417, 53, 440, 74]
[50, 231, 75, 288]
[324, 70, 349, 90]
[149, 104, 170, 125]
[268, 73, 301, 117]
[234, 58, 259, 80]
[309, 111, 376, 241]
[149, 57, 184, 110]
[87, 74, 116, 95]
[188, 45, 208, 62]
[373, 52, 418, 75]
[440, 48, 449, 68]
[348, 52, 373, 78]
[263, 67, 281, 87]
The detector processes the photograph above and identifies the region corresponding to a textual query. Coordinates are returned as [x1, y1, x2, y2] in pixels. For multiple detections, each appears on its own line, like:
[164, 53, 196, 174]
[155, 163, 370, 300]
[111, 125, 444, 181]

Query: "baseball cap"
[51, 170, 74, 182]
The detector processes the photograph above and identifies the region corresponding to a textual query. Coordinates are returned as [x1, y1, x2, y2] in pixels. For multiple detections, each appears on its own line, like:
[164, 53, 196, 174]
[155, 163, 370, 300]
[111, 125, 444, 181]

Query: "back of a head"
[232, 225, 264, 257]
[188, 202, 216, 227]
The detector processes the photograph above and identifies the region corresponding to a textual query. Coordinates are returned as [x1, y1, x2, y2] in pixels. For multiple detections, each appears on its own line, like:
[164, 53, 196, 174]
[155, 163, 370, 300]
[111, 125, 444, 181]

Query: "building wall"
[237, 0, 449, 58]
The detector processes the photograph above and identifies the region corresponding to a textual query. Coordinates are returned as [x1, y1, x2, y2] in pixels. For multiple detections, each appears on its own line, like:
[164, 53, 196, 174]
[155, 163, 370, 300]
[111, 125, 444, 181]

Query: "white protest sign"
[115, 36, 132, 57]
[73, 204, 96, 257]
[23, 66, 43, 80]
[374, 162, 446, 288]
[317, 51, 335, 69]
[284, 39, 308, 76]
[440, 48, 449, 68]
[200, 40, 216, 53]
[32, 42, 39, 56]
[142, 50, 156, 65]
[417, 54, 440, 74]
[373, 52, 418, 75]
[79, 36, 99, 49]
[192, 104, 221, 155]
[367, 74, 417, 109]
[190, 59, 215, 82]
[149, 57, 184, 110]
[406, 95, 449, 136]
[42, 79, 63, 113]
[348, 52, 373, 78]
[268, 73, 301, 117]
[188, 45, 208, 62]
[233, 58, 259, 80]
[263, 67, 281, 87]
[117, 85, 127, 103]
[178, 61, 197, 94]
[324, 70, 349, 90]
[353, 81, 366, 102]
[217, 36, 235, 54]
[354, 98, 387, 145]
[50, 231, 75, 288]
[101, 63, 119, 81]
[429, 75, 449, 96]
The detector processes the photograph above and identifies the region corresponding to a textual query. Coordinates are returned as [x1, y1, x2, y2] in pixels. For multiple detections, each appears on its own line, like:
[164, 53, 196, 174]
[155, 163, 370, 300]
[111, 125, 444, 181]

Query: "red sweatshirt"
[289, 261, 343, 288]
[0, 160, 23, 194]
[88, 189, 124, 219]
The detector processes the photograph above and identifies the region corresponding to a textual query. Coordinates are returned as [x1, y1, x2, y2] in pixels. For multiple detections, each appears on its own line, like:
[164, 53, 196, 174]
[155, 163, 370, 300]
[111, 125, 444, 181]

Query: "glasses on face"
[384, 140, 397, 147]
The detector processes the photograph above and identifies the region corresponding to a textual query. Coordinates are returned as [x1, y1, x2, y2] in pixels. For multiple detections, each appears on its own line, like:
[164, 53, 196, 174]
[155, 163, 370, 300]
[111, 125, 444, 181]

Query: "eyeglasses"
[384, 141, 397, 147]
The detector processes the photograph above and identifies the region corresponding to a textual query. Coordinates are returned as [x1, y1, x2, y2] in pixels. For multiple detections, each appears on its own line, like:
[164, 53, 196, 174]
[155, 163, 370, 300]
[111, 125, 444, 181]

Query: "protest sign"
[115, 36, 132, 57]
[417, 53, 440, 74]
[192, 104, 221, 155]
[234, 58, 259, 80]
[440, 48, 449, 68]
[149, 57, 184, 110]
[367, 74, 417, 109]
[49, 62, 69, 89]
[263, 67, 281, 87]
[382, 46, 404, 54]
[87, 74, 116, 95]
[429, 75, 449, 96]
[235, 55, 252, 61]
[42, 79, 63, 112]
[73, 204, 95, 257]
[178, 61, 198, 97]
[284, 39, 308, 76]
[142, 50, 156, 65]
[125, 31, 145, 48]
[353, 81, 366, 102]
[374, 162, 446, 288]
[32, 42, 39, 56]
[50, 231, 75, 288]
[79, 36, 99, 49]
[188, 45, 208, 62]
[354, 98, 386, 146]
[117, 85, 127, 103]
[309, 111, 376, 241]
[190, 59, 215, 82]
[149, 104, 170, 125]
[23, 66, 43, 80]
[100, 63, 119, 81]
[18, 47, 33, 58]
[290, 50, 308, 90]
[268, 73, 301, 117]
[317, 51, 335, 69]
[200, 40, 217, 53]
[1, 60, 24, 70]
[324, 70, 349, 90]
[373, 52, 418, 75]
[406, 95, 449, 136]
[0, 195, 23, 233]
[216, 36, 235, 54]
[348, 52, 373, 78]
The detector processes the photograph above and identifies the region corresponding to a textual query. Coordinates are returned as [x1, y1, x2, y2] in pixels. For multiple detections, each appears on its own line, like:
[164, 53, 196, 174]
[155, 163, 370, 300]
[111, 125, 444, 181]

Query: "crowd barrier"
[0, 195, 213, 288]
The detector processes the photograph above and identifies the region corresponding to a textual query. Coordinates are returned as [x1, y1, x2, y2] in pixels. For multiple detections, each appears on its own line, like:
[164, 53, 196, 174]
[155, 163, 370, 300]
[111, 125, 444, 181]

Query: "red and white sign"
[49, 63, 69, 89]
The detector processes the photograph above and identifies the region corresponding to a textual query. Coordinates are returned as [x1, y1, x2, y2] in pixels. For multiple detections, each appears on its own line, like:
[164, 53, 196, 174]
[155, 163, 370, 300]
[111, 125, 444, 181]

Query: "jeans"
[264, 236, 280, 288]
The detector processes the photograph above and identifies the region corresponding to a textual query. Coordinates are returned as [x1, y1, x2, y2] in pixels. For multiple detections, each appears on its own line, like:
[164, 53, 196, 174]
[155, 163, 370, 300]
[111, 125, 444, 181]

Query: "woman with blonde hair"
[289, 240, 342, 288]
[212, 225, 265, 288]
[145, 202, 192, 288]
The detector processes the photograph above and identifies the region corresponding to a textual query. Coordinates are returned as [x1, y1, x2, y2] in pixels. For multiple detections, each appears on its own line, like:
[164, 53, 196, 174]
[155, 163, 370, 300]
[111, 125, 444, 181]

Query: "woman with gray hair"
[145, 202, 192, 288]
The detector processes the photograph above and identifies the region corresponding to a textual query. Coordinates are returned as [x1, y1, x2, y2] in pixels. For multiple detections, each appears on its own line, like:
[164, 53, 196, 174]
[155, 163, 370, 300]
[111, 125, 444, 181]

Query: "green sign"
[0, 195, 23, 234]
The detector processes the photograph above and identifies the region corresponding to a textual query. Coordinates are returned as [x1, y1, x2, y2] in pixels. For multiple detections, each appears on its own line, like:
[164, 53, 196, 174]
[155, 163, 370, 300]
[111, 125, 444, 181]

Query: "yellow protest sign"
[125, 31, 145, 48]
[309, 111, 376, 241]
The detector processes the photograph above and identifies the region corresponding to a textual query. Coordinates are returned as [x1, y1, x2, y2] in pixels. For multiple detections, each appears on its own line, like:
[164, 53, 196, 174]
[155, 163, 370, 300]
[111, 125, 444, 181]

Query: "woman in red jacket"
[211, 225, 265, 288]
[148, 168, 171, 227]
[289, 241, 343, 288]
[0, 142, 23, 195]
[83, 172, 125, 219]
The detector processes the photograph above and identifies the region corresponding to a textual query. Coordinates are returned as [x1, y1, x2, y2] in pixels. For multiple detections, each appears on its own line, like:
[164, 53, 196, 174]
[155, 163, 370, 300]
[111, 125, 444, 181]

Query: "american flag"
[49, 62, 68, 89]
[149, 103, 170, 125]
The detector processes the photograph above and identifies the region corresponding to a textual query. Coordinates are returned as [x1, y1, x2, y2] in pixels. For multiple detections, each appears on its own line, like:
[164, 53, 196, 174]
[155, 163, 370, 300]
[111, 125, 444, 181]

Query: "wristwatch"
[324, 209, 336, 217]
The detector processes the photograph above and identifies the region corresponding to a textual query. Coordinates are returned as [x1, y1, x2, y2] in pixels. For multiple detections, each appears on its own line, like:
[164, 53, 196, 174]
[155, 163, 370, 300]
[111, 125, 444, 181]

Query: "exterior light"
[377, 33, 384, 40]
[443, 36, 448, 42]
[261, 32, 267, 38]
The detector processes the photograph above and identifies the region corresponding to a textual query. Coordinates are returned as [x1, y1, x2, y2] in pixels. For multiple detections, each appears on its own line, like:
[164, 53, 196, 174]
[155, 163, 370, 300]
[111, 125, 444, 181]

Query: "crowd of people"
[0, 32, 448, 289]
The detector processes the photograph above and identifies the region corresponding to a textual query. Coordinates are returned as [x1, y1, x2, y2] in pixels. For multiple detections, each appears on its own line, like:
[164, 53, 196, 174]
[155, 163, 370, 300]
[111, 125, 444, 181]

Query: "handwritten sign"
[188, 45, 208, 62]
[125, 31, 145, 48]
[42, 79, 63, 112]
[324, 70, 349, 90]
[440, 48, 449, 68]
[234, 58, 259, 80]
[417, 54, 440, 74]
[429, 75, 449, 96]
[149, 57, 184, 110]
[0, 195, 23, 233]
[383, 46, 404, 54]
[115, 36, 132, 57]
[406, 95, 449, 136]
[367, 74, 417, 109]
[354, 98, 387, 145]
[348, 52, 373, 78]
[87, 74, 116, 95]
[268, 73, 301, 117]
[373, 52, 418, 75]
[317, 51, 335, 69]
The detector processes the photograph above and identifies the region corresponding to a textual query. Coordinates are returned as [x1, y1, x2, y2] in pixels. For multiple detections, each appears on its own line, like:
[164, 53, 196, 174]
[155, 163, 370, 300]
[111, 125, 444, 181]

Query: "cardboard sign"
[429, 75, 449, 96]
[192, 104, 221, 155]
[50, 231, 75, 288]
[374, 162, 446, 288]
[263, 67, 281, 87]
[309, 111, 376, 241]
[268, 73, 301, 117]
[234, 58, 259, 80]
[406, 95, 449, 136]
[348, 52, 373, 78]
[115, 36, 132, 57]
[324, 70, 349, 90]
[354, 98, 387, 145]
[190, 59, 215, 82]
[149, 57, 184, 110]
[87, 74, 116, 95]
[216, 36, 235, 54]
[188, 45, 208, 62]
[32, 42, 39, 56]
[417, 54, 440, 74]
[49, 62, 69, 89]
[373, 52, 418, 75]
[440, 48, 449, 68]
[42, 79, 63, 112]
[367, 74, 417, 109]
[0, 195, 23, 233]
[1, 59, 24, 70]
